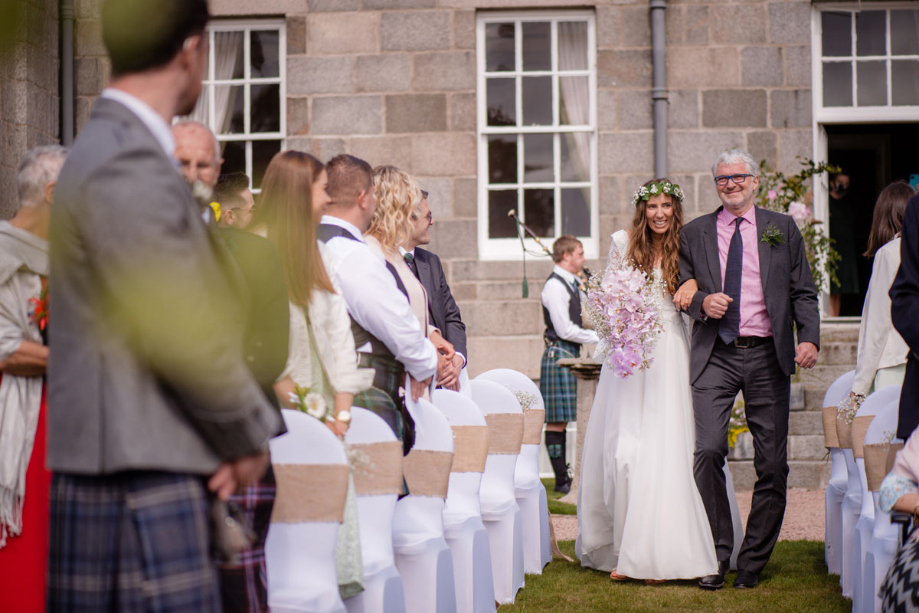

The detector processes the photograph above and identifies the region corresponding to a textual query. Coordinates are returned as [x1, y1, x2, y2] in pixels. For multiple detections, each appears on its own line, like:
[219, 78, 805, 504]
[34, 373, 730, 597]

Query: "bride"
[576, 178, 717, 581]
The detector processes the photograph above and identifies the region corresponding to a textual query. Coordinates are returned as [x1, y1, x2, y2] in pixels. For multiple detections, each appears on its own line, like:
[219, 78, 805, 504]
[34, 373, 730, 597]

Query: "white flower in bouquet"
[289, 385, 333, 422]
[787, 200, 811, 227]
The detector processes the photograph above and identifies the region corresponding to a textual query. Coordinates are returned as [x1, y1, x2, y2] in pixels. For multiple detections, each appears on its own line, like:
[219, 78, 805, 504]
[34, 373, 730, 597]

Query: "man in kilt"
[540, 236, 598, 493]
[47, 1, 282, 610]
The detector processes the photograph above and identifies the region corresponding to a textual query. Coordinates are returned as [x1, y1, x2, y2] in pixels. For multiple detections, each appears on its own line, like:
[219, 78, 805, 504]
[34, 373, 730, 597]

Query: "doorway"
[825, 123, 919, 316]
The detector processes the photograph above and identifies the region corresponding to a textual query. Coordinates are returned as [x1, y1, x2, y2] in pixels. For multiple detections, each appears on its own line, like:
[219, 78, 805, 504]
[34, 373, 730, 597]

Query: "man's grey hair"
[16, 145, 69, 211]
[172, 118, 221, 161]
[712, 148, 758, 178]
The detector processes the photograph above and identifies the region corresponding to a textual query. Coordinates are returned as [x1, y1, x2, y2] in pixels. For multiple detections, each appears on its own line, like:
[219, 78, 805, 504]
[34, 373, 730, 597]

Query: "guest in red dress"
[0, 145, 67, 612]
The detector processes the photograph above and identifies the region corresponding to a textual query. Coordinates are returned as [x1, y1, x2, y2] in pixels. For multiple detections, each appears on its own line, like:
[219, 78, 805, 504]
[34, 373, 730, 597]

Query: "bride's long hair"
[627, 177, 684, 295]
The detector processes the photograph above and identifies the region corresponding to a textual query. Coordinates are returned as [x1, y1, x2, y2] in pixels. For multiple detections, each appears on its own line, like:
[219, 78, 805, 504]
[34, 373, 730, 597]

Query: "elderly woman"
[0, 146, 68, 612]
[366, 166, 454, 400]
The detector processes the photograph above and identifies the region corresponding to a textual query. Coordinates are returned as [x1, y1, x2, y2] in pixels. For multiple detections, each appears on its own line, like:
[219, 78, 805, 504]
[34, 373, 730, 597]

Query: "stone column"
[556, 357, 602, 504]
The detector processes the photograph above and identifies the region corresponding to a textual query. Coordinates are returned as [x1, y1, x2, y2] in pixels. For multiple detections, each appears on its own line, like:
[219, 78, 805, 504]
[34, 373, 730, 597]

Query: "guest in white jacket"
[251, 150, 373, 437]
[848, 180, 915, 405]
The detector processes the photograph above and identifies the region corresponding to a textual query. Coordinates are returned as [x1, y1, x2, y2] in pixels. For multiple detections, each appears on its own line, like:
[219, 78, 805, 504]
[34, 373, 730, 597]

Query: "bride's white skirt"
[575, 311, 718, 580]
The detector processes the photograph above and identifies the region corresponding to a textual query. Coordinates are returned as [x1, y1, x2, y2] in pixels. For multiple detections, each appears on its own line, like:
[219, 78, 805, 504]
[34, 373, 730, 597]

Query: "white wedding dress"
[576, 230, 717, 580]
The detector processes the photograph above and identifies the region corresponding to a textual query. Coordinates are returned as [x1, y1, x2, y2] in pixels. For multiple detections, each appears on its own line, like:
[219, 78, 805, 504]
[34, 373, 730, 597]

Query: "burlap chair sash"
[836, 416, 854, 450]
[822, 407, 840, 448]
[451, 425, 488, 473]
[888, 442, 905, 474]
[852, 415, 875, 459]
[864, 443, 891, 492]
[486, 413, 524, 455]
[351, 441, 404, 496]
[523, 409, 546, 445]
[404, 449, 453, 498]
[272, 463, 350, 523]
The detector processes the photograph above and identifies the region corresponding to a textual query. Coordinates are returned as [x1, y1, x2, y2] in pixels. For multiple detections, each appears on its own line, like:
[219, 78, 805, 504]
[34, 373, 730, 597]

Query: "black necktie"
[404, 252, 420, 280]
[719, 217, 743, 344]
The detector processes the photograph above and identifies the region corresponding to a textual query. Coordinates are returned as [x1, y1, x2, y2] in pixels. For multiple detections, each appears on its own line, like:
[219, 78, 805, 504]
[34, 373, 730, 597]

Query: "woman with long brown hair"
[250, 150, 373, 434]
[577, 178, 717, 583]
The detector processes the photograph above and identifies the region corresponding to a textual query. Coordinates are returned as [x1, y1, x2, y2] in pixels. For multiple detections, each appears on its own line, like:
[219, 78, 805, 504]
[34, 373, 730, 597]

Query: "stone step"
[729, 459, 831, 490]
[789, 410, 824, 436]
[467, 335, 545, 379]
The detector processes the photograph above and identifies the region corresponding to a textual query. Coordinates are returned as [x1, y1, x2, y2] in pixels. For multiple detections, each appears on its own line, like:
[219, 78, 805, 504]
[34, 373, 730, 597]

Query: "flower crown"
[630, 181, 684, 207]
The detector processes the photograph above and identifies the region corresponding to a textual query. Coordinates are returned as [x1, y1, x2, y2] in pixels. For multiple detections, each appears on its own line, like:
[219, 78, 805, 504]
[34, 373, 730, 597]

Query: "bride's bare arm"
[673, 278, 698, 311]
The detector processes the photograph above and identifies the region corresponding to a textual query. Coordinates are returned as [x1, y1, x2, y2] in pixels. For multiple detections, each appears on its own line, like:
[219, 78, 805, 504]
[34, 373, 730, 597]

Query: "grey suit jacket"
[679, 206, 820, 384]
[414, 248, 467, 360]
[48, 97, 281, 475]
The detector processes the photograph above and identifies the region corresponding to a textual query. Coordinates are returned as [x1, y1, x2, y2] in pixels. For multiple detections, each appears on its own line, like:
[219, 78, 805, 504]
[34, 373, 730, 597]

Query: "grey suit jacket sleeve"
[433, 257, 467, 360]
[79, 149, 279, 459]
[786, 217, 821, 348]
[679, 226, 711, 323]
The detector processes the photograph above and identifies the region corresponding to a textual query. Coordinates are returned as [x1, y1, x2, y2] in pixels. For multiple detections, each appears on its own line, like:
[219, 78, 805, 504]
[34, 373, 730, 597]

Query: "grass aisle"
[503, 540, 848, 612]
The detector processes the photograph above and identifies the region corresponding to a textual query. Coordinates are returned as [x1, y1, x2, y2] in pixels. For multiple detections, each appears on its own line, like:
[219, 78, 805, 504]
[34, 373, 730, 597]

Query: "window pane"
[524, 134, 553, 183]
[251, 30, 279, 78]
[221, 140, 245, 176]
[251, 84, 280, 133]
[487, 78, 516, 126]
[486, 23, 515, 72]
[215, 31, 245, 80]
[560, 134, 590, 183]
[823, 62, 853, 106]
[559, 76, 589, 125]
[856, 11, 886, 57]
[252, 140, 282, 190]
[822, 12, 852, 57]
[522, 77, 552, 125]
[891, 10, 919, 56]
[562, 188, 590, 236]
[215, 85, 245, 134]
[857, 61, 887, 106]
[524, 189, 554, 237]
[892, 60, 919, 105]
[488, 190, 518, 238]
[558, 22, 588, 71]
[488, 135, 517, 184]
[522, 22, 550, 71]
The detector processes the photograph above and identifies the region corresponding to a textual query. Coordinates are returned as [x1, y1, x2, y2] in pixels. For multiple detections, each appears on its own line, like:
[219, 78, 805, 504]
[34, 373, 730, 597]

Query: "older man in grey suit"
[679, 149, 820, 591]
[47, 0, 281, 610]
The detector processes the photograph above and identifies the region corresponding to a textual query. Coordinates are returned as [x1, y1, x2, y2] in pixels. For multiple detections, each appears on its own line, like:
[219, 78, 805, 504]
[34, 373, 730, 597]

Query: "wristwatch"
[335, 410, 352, 425]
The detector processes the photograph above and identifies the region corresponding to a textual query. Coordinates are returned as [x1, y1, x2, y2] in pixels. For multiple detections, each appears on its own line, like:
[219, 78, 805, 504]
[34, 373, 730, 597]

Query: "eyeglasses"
[412, 212, 434, 223]
[714, 174, 753, 187]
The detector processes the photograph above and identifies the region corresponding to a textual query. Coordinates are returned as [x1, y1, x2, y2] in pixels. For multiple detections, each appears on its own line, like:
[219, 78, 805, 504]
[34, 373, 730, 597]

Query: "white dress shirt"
[541, 265, 599, 346]
[100, 88, 176, 158]
[319, 215, 438, 381]
[853, 237, 910, 395]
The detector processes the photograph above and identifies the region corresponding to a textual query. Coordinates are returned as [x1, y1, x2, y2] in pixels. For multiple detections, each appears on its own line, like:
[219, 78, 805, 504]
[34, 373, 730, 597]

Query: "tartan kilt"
[540, 340, 579, 423]
[47, 471, 221, 613]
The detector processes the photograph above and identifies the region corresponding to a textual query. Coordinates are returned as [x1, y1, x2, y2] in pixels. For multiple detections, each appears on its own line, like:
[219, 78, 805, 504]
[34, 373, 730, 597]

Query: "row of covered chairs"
[823, 370, 903, 613]
[264, 368, 554, 613]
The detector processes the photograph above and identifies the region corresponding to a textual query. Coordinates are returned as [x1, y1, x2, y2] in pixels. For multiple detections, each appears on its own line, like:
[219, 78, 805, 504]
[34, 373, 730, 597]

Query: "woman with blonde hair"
[367, 165, 454, 396]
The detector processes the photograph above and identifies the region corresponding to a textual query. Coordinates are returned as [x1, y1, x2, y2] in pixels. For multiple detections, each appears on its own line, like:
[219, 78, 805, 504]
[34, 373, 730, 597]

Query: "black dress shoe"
[553, 481, 571, 494]
[698, 561, 729, 590]
[733, 570, 759, 589]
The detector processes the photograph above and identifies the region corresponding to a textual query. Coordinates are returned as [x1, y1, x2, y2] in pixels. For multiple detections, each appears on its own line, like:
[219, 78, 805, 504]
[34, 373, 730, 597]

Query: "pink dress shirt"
[716, 206, 773, 338]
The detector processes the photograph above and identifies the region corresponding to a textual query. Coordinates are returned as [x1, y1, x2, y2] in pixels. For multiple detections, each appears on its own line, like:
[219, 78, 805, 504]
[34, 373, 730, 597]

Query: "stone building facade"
[4, 0, 909, 486]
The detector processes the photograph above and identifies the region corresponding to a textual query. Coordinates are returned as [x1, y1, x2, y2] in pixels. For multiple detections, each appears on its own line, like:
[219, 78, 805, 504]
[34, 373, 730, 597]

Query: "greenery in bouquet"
[756, 158, 841, 291]
[288, 384, 334, 422]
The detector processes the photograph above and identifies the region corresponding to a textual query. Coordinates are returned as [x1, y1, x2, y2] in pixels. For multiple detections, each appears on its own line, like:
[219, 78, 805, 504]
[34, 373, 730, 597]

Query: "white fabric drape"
[188, 31, 244, 143]
[558, 23, 590, 188]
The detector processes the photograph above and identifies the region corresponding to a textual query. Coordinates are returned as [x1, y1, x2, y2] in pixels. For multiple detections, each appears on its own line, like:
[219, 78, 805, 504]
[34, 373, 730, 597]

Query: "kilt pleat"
[539, 341, 579, 423]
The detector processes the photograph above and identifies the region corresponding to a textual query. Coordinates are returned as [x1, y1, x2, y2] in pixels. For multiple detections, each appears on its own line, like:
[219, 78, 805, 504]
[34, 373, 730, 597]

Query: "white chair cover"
[392, 397, 457, 613]
[432, 389, 496, 613]
[862, 398, 901, 613]
[469, 379, 526, 604]
[475, 369, 552, 574]
[824, 370, 856, 576]
[457, 368, 472, 398]
[850, 386, 901, 609]
[265, 409, 350, 613]
[344, 408, 407, 613]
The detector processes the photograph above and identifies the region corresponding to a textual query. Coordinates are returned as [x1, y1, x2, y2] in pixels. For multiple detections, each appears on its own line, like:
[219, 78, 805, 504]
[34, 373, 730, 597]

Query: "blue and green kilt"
[540, 340, 579, 423]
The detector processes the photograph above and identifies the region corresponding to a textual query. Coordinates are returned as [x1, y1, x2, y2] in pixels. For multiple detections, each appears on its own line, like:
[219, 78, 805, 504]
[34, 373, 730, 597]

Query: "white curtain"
[187, 31, 244, 147]
[558, 22, 591, 221]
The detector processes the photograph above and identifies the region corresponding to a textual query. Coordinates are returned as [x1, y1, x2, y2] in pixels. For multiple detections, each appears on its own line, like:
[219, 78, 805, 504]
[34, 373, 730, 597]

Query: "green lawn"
[503, 540, 849, 612]
[542, 478, 577, 515]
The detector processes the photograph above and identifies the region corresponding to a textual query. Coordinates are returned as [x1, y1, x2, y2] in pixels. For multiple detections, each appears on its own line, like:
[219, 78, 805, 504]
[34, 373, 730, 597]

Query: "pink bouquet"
[585, 264, 664, 379]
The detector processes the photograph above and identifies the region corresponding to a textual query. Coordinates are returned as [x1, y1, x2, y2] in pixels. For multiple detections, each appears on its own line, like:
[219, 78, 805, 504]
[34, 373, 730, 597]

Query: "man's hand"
[701, 293, 733, 319]
[410, 375, 432, 402]
[208, 449, 270, 501]
[673, 279, 699, 311]
[430, 331, 455, 362]
[438, 353, 464, 390]
[794, 341, 818, 369]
